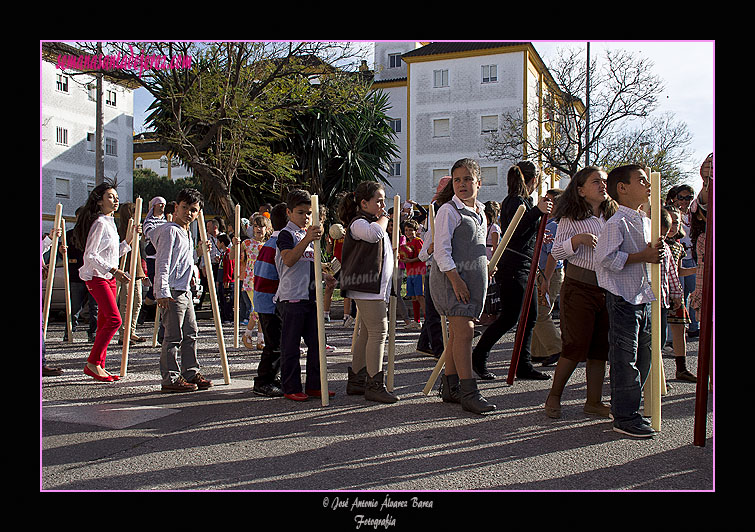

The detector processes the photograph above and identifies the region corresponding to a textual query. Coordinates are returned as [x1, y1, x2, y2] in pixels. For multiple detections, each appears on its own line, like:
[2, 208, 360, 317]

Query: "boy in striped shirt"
[251, 203, 288, 397]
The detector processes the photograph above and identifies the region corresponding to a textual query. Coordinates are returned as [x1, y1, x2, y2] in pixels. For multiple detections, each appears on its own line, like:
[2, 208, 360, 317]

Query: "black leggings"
[472, 264, 538, 372]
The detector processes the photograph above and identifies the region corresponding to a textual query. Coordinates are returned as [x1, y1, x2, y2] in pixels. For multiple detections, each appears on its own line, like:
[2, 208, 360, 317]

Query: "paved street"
[41, 301, 713, 497]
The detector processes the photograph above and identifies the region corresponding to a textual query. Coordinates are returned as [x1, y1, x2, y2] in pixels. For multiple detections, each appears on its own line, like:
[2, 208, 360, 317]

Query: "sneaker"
[612, 422, 656, 438]
[188, 373, 213, 390]
[253, 382, 284, 397]
[343, 315, 355, 328]
[326, 344, 336, 352]
[162, 376, 197, 393]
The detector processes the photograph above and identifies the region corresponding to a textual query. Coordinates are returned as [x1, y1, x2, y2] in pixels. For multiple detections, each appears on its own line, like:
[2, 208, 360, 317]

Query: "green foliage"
[133, 168, 205, 212]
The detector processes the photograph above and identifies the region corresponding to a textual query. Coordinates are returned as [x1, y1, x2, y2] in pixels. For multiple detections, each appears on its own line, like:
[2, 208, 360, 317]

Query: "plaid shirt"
[595, 205, 656, 305]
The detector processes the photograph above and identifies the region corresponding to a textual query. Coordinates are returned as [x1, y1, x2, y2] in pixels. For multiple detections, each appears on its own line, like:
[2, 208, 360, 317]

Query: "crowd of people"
[41, 153, 713, 439]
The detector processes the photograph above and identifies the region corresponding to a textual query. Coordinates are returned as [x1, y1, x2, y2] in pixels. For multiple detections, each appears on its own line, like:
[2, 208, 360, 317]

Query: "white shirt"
[153, 222, 196, 299]
[551, 215, 606, 271]
[433, 195, 486, 273]
[78, 214, 131, 282]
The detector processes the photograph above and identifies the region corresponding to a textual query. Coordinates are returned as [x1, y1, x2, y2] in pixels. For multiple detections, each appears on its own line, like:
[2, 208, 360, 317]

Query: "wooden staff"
[115, 218, 133, 301]
[386, 195, 400, 392]
[506, 206, 549, 385]
[694, 168, 714, 447]
[233, 204, 241, 348]
[42, 203, 63, 340]
[197, 210, 231, 384]
[120, 197, 143, 377]
[152, 303, 161, 347]
[423, 204, 526, 395]
[60, 219, 74, 343]
[645, 170, 664, 430]
[310, 195, 330, 405]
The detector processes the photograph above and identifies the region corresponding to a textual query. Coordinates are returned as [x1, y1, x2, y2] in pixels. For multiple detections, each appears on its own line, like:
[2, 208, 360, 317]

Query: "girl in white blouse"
[71, 181, 141, 382]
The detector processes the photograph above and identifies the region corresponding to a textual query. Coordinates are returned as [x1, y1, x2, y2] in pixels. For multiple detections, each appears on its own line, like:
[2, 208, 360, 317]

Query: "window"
[482, 64, 498, 83]
[160, 155, 169, 168]
[388, 53, 402, 68]
[388, 162, 401, 177]
[105, 137, 117, 156]
[56, 74, 68, 92]
[55, 178, 70, 199]
[433, 169, 449, 187]
[106, 90, 117, 106]
[481, 115, 498, 134]
[87, 83, 96, 101]
[86, 132, 95, 151]
[481, 166, 498, 186]
[135, 157, 143, 169]
[388, 118, 401, 133]
[433, 118, 450, 138]
[433, 69, 448, 88]
[56, 126, 68, 146]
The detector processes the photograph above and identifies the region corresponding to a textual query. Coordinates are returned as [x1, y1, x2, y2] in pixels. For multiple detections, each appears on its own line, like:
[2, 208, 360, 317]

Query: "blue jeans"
[606, 292, 651, 428]
[681, 258, 698, 332]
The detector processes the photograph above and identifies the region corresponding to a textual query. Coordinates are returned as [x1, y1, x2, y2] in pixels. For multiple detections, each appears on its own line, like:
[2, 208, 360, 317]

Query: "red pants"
[85, 276, 122, 367]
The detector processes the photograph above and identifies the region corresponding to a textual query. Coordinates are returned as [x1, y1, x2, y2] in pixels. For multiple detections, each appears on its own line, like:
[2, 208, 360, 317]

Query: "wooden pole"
[646, 171, 663, 430]
[310, 195, 329, 405]
[60, 219, 74, 343]
[42, 203, 63, 340]
[694, 171, 714, 446]
[233, 204, 241, 348]
[423, 204, 525, 394]
[197, 210, 232, 385]
[386, 195, 400, 392]
[120, 197, 142, 377]
[506, 209, 549, 385]
[115, 218, 133, 302]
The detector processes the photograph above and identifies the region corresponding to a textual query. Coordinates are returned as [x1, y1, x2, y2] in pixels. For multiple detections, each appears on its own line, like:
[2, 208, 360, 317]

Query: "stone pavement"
[41, 301, 714, 497]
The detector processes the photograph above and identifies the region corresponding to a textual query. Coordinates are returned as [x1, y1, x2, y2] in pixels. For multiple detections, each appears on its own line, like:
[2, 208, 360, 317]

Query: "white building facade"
[41, 43, 136, 233]
[372, 41, 562, 205]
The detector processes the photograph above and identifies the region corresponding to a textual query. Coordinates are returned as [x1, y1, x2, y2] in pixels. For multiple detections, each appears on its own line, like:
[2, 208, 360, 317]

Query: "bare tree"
[482, 46, 667, 178]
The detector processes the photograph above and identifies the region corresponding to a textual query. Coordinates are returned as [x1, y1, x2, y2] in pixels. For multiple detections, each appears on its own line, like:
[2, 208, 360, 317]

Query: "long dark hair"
[553, 166, 617, 221]
[71, 179, 118, 252]
[507, 160, 540, 199]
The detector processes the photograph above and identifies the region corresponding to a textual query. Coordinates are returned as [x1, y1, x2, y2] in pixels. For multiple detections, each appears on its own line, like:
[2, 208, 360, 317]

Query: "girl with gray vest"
[429, 158, 495, 414]
[338, 181, 399, 404]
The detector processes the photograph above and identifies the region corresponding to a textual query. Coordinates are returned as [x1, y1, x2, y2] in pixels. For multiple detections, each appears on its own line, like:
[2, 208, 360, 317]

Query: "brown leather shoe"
[189, 373, 213, 390]
[161, 377, 197, 393]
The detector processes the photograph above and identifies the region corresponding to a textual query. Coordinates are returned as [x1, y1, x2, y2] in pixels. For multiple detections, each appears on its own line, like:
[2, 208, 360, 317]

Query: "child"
[664, 205, 696, 381]
[338, 181, 399, 403]
[241, 213, 273, 349]
[471, 161, 552, 381]
[400, 218, 426, 327]
[216, 233, 235, 325]
[429, 158, 495, 414]
[251, 203, 288, 397]
[153, 188, 213, 393]
[658, 207, 686, 381]
[275, 189, 332, 401]
[72, 180, 139, 382]
[544, 167, 616, 419]
[595, 164, 664, 438]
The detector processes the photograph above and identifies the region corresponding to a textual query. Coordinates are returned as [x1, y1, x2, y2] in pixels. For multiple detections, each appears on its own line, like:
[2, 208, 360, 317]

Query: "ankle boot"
[440, 373, 461, 403]
[346, 366, 367, 395]
[460, 378, 496, 414]
[364, 371, 399, 404]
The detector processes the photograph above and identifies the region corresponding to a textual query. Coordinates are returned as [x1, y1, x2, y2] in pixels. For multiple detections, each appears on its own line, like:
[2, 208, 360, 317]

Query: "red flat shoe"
[284, 392, 309, 402]
[84, 365, 114, 382]
[306, 389, 335, 398]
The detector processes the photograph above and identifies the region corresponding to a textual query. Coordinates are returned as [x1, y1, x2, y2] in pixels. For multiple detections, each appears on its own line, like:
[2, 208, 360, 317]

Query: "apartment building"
[371, 41, 562, 205]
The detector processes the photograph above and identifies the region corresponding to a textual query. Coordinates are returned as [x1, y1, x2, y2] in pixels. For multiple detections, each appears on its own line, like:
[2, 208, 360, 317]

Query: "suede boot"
[460, 378, 496, 414]
[346, 366, 367, 395]
[440, 373, 461, 403]
[364, 371, 399, 404]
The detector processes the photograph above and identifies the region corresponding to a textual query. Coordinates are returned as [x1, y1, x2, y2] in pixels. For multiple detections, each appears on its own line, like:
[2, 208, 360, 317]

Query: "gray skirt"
[429, 258, 488, 318]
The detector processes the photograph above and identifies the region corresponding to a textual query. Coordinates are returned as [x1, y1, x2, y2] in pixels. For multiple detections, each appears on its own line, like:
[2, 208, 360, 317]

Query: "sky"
[132, 40, 714, 193]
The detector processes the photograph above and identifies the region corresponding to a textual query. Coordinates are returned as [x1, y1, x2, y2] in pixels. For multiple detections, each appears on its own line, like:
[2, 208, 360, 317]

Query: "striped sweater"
[252, 232, 279, 314]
